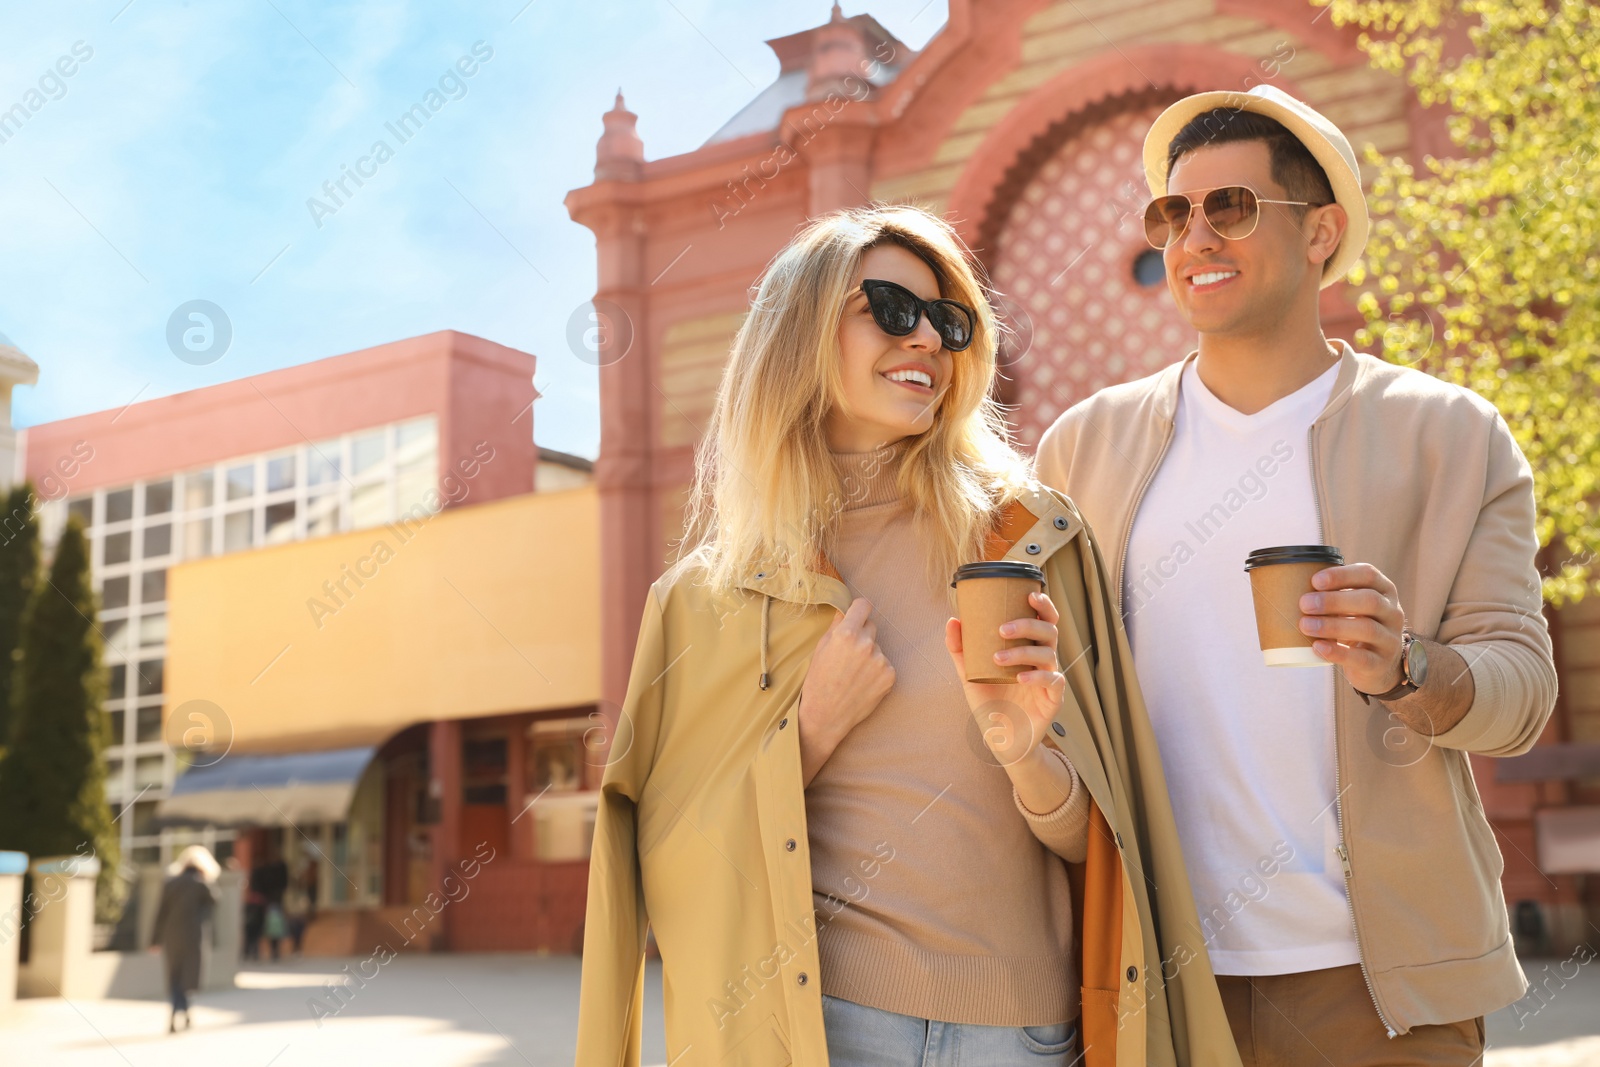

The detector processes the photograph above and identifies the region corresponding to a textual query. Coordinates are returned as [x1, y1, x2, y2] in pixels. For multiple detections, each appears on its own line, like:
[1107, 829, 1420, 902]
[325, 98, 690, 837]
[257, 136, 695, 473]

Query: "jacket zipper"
[1312, 420, 1398, 1039]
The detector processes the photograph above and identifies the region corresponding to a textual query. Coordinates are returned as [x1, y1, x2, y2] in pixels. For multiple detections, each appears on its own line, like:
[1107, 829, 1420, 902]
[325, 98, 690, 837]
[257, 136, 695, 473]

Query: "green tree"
[0, 482, 42, 750]
[0, 515, 123, 919]
[1320, 0, 1600, 604]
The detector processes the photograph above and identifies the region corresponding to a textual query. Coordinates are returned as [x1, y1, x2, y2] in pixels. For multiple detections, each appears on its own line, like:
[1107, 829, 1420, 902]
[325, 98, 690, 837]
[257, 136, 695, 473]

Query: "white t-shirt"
[1122, 357, 1360, 976]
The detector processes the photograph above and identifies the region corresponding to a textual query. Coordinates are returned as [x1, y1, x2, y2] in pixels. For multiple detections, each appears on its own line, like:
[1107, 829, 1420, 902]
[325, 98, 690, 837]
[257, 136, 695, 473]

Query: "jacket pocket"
[721, 1012, 791, 1067]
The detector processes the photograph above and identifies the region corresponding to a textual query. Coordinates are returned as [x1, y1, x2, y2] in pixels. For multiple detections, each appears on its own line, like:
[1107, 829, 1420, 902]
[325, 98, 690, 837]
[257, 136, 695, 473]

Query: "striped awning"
[156, 746, 376, 828]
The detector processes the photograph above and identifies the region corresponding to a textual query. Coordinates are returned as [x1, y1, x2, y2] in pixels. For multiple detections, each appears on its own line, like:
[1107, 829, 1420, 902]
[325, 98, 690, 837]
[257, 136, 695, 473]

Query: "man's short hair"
[1165, 109, 1335, 205]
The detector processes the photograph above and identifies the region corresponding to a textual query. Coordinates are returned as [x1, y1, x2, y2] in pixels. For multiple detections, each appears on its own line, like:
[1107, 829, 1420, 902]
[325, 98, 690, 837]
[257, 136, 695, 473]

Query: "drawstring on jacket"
[758, 593, 772, 691]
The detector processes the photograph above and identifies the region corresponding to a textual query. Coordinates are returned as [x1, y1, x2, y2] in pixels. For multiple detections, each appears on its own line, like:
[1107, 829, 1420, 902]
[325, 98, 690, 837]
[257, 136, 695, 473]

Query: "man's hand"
[1299, 562, 1475, 735]
[1299, 563, 1405, 694]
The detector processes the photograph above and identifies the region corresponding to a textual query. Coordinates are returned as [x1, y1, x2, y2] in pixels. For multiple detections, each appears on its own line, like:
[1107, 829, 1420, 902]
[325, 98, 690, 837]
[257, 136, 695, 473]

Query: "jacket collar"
[737, 484, 1082, 611]
[1152, 338, 1363, 424]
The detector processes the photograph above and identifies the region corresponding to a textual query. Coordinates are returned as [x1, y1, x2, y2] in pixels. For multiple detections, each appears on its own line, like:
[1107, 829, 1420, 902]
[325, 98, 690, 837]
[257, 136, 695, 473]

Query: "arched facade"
[566, 0, 1588, 944]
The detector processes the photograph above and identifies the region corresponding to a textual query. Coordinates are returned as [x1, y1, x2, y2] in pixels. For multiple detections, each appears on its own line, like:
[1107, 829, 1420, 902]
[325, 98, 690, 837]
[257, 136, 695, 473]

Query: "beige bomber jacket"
[1035, 339, 1558, 1035]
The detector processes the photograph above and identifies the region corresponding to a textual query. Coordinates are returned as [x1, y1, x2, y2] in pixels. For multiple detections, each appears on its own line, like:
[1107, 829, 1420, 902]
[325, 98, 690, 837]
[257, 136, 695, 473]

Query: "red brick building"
[567, 0, 1597, 951]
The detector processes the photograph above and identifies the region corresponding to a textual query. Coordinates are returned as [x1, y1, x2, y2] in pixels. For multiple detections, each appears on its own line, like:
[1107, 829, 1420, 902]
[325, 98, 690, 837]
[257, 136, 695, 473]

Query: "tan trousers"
[1217, 965, 1486, 1066]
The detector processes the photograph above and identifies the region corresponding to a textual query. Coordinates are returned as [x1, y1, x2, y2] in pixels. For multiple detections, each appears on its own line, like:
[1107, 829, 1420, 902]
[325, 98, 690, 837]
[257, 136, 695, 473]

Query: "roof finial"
[830, 2, 843, 20]
[595, 88, 644, 181]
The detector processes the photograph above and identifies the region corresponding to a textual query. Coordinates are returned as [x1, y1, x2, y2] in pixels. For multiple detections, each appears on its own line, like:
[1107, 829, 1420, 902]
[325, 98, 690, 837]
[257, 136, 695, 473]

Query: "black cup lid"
[1244, 544, 1344, 571]
[951, 560, 1045, 587]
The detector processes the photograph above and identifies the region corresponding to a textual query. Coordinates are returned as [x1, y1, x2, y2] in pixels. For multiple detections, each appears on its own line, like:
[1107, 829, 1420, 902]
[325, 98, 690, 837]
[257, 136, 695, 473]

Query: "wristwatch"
[1357, 628, 1428, 705]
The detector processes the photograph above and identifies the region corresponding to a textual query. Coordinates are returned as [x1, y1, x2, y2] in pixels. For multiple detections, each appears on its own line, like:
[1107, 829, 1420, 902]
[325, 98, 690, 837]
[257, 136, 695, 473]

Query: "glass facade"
[43, 414, 440, 865]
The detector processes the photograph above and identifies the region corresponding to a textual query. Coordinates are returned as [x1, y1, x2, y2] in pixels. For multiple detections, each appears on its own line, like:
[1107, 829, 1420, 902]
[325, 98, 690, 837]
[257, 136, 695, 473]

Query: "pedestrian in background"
[151, 844, 219, 1034]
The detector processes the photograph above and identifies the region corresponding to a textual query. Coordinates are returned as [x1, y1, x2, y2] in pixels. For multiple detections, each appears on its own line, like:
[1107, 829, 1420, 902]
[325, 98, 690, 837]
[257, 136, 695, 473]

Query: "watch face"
[1406, 637, 1429, 686]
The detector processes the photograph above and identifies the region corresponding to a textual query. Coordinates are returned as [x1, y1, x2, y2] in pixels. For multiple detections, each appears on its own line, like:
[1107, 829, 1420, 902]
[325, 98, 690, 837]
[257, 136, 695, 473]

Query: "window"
[102, 575, 130, 611]
[184, 518, 212, 558]
[267, 454, 296, 493]
[141, 569, 166, 605]
[107, 710, 125, 748]
[104, 531, 131, 566]
[462, 735, 508, 805]
[265, 501, 296, 544]
[223, 510, 253, 552]
[351, 430, 386, 477]
[108, 663, 127, 700]
[131, 799, 158, 836]
[144, 480, 173, 516]
[102, 617, 131, 655]
[1132, 248, 1165, 288]
[395, 418, 435, 461]
[396, 419, 438, 515]
[307, 442, 341, 486]
[350, 482, 388, 529]
[226, 463, 254, 501]
[397, 462, 435, 515]
[136, 658, 163, 697]
[105, 488, 134, 524]
[143, 523, 172, 558]
[136, 705, 163, 744]
[305, 493, 340, 537]
[527, 721, 585, 793]
[183, 470, 213, 510]
[134, 754, 165, 788]
[67, 495, 94, 527]
[139, 612, 167, 648]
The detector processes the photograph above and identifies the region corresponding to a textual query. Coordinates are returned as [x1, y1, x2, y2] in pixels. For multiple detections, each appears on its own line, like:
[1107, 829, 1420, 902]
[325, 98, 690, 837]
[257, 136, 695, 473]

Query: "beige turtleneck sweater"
[804, 445, 1090, 1026]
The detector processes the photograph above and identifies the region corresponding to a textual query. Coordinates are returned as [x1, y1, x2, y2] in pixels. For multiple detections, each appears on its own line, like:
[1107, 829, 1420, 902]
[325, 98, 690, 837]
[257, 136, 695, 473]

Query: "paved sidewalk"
[1482, 951, 1600, 1067]
[0, 952, 1593, 1065]
[0, 954, 667, 1067]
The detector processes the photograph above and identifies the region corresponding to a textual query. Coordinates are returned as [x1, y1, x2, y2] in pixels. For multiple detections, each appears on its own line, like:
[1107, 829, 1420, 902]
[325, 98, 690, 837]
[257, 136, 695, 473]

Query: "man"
[1036, 84, 1557, 1065]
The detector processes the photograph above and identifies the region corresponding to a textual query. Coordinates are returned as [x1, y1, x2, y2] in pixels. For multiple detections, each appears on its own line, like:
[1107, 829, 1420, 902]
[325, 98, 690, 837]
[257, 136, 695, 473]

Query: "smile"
[882, 369, 934, 391]
[1188, 270, 1239, 289]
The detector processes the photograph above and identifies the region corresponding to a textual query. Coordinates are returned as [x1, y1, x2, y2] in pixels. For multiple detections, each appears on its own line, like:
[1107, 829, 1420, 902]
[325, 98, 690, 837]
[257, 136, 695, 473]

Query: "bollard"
[16, 854, 101, 999]
[204, 869, 243, 991]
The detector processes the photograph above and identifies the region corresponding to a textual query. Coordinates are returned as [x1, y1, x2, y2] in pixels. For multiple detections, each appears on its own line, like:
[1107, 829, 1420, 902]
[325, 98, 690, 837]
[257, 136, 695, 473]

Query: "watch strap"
[1356, 628, 1419, 705]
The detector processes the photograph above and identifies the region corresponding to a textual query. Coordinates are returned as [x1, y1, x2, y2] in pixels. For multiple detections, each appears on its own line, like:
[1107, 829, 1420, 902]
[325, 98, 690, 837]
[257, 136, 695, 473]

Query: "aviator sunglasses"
[1142, 185, 1328, 250]
[859, 279, 976, 352]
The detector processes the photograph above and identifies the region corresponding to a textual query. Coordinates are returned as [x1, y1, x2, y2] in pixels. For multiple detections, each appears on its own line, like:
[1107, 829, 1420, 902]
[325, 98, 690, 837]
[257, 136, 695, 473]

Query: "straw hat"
[1142, 84, 1369, 288]
[167, 844, 222, 884]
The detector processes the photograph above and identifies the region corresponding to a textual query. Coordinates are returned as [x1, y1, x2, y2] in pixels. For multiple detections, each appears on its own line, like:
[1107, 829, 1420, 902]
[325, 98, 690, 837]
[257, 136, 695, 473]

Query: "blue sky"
[0, 1, 948, 458]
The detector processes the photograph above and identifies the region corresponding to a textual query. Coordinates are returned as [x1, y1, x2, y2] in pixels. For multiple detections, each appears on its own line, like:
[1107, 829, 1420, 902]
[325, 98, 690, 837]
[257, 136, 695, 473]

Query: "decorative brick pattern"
[991, 103, 1196, 447]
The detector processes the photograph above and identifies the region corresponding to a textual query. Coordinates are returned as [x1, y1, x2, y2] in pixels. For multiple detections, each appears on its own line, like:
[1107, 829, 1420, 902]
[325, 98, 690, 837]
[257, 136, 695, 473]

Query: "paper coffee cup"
[1244, 545, 1344, 667]
[951, 561, 1045, 684]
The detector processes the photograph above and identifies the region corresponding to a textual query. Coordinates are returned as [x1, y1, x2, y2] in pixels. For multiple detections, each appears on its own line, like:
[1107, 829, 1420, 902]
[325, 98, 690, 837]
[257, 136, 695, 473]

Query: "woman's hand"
[944, 589, 1066, 768]
[798, 597, 895, 786]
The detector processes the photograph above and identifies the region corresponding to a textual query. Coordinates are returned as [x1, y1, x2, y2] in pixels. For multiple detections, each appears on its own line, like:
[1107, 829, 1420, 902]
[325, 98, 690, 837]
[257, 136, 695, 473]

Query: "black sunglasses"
[859, 279, 975, 352]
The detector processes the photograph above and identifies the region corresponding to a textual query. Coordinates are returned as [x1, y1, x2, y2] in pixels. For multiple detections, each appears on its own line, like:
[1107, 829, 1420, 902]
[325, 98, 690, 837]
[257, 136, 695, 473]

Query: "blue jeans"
[822, 993, 1080, 1066]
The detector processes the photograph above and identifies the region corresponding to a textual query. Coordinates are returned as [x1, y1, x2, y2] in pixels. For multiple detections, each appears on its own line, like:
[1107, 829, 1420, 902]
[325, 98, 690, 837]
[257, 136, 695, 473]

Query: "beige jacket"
[1035, 339, 1558, 1035]
[575, 484, 1246, 1066]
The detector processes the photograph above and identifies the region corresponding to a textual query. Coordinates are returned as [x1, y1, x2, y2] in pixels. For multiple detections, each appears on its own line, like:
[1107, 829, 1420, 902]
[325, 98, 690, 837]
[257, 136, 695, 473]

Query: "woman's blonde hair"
[670, 203, 1034, 602]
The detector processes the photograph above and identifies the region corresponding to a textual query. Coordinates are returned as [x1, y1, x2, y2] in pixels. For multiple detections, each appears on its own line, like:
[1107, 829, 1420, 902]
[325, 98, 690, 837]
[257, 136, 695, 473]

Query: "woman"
[151, 844, 219, 1034]
[575, 204, 1240, 1067]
